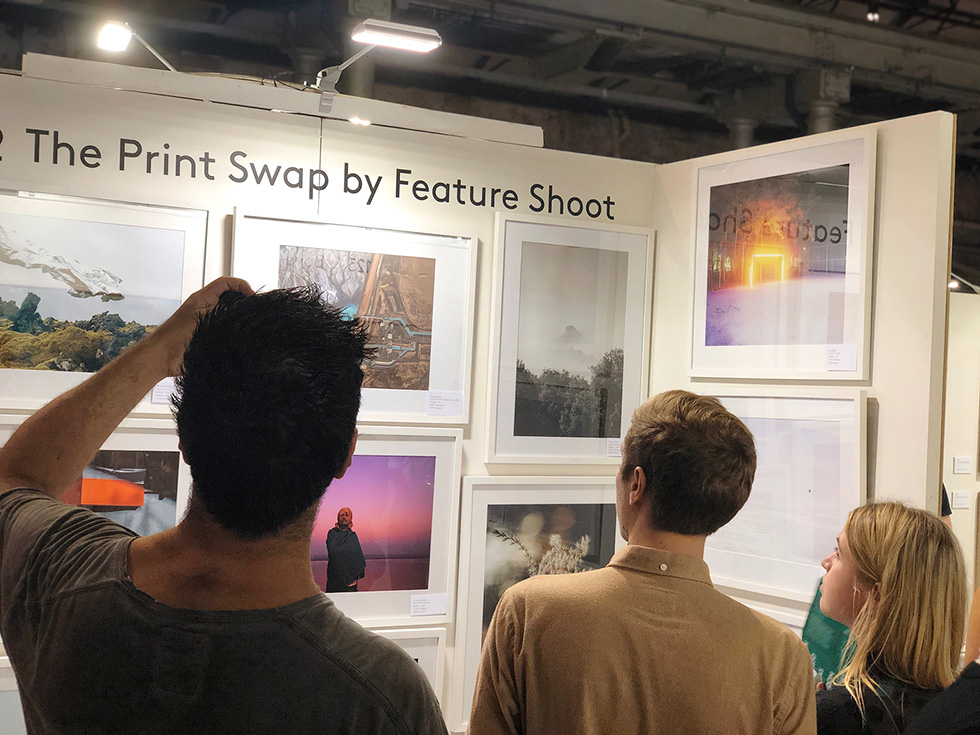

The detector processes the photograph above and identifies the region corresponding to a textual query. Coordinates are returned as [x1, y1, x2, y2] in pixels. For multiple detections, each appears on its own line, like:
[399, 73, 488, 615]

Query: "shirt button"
[660, 563, 668, 571]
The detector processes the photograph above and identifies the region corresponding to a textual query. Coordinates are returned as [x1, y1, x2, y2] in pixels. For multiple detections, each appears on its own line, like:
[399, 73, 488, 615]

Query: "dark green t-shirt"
[0, 489, 447, 735]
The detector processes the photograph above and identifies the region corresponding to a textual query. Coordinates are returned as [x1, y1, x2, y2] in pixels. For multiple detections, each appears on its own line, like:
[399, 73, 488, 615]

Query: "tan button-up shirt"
[469, 545, 816, 735]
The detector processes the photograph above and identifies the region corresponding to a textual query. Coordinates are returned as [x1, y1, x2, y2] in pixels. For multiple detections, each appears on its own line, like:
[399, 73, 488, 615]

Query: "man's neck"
[128, 504, 321, 611]
[626, 525, 707, 558]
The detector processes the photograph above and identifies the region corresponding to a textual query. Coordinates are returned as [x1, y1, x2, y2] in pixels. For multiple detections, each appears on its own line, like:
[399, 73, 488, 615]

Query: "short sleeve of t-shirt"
[0, 488, 135, 608]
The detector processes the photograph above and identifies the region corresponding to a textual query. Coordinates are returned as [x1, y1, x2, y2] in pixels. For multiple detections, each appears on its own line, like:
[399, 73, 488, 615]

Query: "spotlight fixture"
[316, 19, 442, 96]
[350, 18, 442, 53]
[866, 3, 881, 22]
[97, 21, 177, 72]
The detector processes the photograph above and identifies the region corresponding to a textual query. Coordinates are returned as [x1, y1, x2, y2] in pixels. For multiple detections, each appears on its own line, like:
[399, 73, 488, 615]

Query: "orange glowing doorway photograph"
[692, 132, 875, 380]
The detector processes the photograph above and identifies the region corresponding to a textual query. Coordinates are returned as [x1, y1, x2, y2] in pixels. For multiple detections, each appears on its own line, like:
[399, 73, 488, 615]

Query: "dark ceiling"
[2, 0, 980, 283]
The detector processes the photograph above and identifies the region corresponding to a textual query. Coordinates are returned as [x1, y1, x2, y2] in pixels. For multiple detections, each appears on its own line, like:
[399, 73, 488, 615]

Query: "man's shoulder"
[285, 600, 445, 731]
[289, 598, 432, 688]
[744, 605, 810, 651]
[504, 565, 615, 601]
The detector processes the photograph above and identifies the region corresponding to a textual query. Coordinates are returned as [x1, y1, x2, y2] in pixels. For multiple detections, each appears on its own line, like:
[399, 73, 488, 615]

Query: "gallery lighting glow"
[96, 20, 178, 71]
[351, 19, 442, 53]
[349, 116, 372, 126]
[97, 21, 133, 52]
[949, 280, 959, 289]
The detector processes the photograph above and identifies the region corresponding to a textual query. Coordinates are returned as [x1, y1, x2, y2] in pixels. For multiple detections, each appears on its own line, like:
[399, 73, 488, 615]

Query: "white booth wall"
[944, 292, 980, 594]
[651, 112, 955, 626]
[0, 57, 956, 730]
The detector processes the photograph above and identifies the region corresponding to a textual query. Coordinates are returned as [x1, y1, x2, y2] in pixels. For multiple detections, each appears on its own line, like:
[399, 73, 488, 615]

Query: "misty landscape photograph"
[514, 241, 628, 438]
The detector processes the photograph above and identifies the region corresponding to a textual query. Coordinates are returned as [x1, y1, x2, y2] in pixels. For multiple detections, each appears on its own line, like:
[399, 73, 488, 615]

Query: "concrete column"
[289, 50, 325, 87]
[808, 99, 838, 134]
[729, 118, 758, 149]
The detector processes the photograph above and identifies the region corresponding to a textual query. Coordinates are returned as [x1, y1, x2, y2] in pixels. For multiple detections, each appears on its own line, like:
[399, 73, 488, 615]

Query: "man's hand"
[149, 277, 254, 377]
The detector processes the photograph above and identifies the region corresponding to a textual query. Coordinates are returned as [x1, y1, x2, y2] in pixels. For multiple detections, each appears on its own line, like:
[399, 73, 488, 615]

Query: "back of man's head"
[620, 390, 756, 536]
[173, 287, 370, 539]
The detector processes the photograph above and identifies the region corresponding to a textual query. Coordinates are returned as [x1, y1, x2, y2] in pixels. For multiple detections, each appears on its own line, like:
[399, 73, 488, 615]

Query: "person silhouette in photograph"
[326, 506, 366, 592]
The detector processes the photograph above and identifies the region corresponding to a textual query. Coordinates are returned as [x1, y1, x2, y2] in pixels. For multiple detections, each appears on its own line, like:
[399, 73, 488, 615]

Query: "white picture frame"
[702, 389, 866, 602]
[487, 213, 653, 464]
[373, 627, 447, 702]
[0, 189, 207, 415]
[231, 210, 477, 424]
[450, 477, 622, 732]
[312, 426, 462, 629]
[691, 131, 876, 380]
[0, 413, 191, 535]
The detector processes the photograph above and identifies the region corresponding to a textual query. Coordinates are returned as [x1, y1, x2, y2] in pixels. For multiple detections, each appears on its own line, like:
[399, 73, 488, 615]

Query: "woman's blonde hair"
[833, 501, 967, 714]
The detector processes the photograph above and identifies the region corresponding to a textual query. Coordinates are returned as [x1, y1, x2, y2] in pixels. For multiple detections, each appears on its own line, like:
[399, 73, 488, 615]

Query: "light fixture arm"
[130, 30, 178, 72]
[315, 44, 376, 92]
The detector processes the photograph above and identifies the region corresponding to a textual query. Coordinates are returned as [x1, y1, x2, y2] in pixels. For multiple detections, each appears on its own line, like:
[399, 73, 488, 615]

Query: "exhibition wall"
[944, 293, 980, 593]
[0, 53, 957, 733]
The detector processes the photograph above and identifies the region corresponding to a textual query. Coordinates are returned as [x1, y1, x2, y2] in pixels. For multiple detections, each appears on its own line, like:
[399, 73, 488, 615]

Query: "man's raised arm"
[0, 277, 253, 498]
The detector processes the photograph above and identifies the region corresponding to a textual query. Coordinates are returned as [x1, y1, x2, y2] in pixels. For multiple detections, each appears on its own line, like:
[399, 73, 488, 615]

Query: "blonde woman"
[816, 501, 967, 735]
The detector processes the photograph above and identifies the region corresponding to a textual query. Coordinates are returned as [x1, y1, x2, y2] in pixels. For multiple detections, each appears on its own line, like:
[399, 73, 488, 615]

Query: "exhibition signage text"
[5, 129, 617, 220]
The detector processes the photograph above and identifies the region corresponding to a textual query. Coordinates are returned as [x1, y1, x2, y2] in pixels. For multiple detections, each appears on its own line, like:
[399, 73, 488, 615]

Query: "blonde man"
[469, 390, 816, 735]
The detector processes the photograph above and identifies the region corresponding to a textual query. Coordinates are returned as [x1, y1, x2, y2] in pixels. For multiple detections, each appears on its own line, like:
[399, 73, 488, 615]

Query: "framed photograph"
[0, 190, 207, 414]
[450, 477, 622, 732]
[232, 211, 477, 424]
[373, 627, 447, 702]
[704, 391, 866, 602]
[487, 214, 653, 463]
[309, 426, 462, 628]
[0, 414, 191, 535]
[692, 132, 876, 379]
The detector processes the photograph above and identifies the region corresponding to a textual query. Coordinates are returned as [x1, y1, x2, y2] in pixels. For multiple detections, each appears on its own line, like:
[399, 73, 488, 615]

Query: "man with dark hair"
[0, 279, 447, 734]
[468, 389, 816, 735]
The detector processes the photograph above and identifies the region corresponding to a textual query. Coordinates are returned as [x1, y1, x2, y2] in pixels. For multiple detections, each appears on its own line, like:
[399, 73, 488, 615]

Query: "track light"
[866, 3, 880, 22]
[97, 21, 177, 72]
[350, 19, 442, 53]
[316, 19, 442, 96]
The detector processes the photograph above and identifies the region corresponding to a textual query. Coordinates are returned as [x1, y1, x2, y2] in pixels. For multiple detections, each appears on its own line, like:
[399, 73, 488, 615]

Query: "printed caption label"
[410, 593, 447, 617]
[426, 391, 463, 416]
[150, 377, 176, 405]
[826, 344, 857, 372]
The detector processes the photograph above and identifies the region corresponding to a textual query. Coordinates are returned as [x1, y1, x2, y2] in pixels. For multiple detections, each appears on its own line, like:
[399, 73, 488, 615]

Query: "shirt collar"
[607, 544, 713, 586]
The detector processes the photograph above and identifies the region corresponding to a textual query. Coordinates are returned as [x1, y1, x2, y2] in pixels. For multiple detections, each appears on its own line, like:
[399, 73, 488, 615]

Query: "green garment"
[803, 585, 851, 685]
